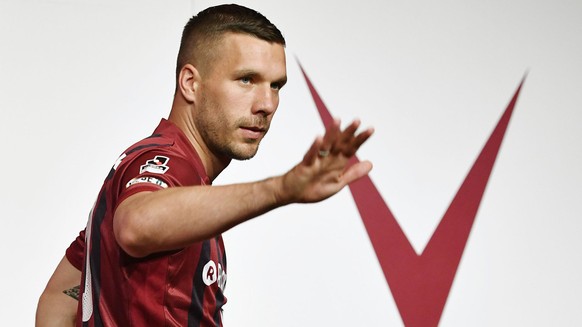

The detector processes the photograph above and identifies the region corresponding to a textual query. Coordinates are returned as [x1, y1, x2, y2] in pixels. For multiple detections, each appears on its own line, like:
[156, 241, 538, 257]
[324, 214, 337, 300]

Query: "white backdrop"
[1, 0, 581, 326]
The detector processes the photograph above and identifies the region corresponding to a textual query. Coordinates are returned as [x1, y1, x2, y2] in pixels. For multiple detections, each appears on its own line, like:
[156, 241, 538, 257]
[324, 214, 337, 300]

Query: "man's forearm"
[36, 290, 77, 327]
[36, 257, 80, 327]
[114, 176, 286, 257]
[114, 119, 373, 258]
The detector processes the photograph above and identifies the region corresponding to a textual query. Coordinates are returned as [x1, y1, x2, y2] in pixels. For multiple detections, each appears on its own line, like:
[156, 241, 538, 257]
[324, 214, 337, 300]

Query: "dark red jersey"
[66, 119, 227, 326]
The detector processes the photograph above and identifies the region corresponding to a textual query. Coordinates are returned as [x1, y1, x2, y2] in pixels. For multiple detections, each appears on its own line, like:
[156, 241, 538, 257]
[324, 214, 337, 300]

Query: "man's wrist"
[266, 174, 294, 207]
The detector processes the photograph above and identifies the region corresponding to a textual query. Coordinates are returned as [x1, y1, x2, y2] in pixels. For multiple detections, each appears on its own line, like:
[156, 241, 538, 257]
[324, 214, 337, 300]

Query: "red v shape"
[299, 63, 524, 326]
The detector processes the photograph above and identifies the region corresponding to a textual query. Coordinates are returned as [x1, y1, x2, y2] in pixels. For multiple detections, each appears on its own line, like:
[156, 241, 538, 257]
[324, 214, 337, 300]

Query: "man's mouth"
[239, 126, 267, 139]
[246, 126, 267, 132]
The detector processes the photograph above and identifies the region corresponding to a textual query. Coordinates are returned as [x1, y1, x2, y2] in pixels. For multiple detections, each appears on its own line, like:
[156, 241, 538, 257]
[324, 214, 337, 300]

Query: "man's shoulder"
[125, 132, 176, 155]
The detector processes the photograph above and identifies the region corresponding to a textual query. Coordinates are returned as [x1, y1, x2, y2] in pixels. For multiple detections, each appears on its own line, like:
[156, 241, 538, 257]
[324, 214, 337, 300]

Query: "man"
[36, 4, 373, 326]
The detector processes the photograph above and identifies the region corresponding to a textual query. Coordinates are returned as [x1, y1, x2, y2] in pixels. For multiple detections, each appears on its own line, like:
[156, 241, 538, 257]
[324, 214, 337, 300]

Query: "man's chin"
[228, 144, 259, 161]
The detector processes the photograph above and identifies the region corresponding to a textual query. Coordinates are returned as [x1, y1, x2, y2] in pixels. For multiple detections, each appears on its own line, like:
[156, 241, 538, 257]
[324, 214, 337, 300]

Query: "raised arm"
[114, 118, 373, 257]
[36, 256, 80, 327]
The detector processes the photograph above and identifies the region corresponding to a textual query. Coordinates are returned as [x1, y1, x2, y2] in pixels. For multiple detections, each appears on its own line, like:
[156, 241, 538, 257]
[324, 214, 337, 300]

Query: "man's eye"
[271, 82, 285, 91]
[240, 77, 252, 84]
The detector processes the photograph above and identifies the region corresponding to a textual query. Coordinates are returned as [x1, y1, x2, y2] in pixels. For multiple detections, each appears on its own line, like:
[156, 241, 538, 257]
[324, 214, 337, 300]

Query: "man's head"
[176, 4, 286, 79]
[171, 4, 287, 169]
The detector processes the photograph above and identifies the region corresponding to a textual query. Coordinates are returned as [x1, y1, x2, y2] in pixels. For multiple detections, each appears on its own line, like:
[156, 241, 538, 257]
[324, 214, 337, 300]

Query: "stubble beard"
[197, 95, 268, 161]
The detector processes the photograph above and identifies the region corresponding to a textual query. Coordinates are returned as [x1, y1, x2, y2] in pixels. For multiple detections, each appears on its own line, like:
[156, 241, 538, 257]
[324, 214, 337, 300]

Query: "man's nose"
[252, 85, 278, 116]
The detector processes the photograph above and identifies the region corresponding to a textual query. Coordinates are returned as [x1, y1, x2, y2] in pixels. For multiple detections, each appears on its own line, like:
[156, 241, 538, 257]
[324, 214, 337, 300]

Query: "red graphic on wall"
[299, 63, 524, 326]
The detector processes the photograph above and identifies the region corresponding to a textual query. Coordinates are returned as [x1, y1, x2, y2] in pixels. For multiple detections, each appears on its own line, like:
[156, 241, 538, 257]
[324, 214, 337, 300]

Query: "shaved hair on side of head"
[176, 4, 286, 80]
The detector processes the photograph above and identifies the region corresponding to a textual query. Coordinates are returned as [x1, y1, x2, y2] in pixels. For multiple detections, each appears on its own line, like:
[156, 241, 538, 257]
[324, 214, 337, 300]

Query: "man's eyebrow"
[275, 76, 288, 87]
[233, 69, 257, 77]
[233, 69, 287, 85]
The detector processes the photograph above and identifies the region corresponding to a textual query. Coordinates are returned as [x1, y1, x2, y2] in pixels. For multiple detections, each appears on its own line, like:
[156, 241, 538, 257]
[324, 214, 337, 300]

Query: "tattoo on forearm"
[63, 285, 80, 301]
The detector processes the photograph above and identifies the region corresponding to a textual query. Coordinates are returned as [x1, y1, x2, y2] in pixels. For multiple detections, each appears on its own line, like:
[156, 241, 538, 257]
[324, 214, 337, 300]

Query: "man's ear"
[178, 64, 200, 103]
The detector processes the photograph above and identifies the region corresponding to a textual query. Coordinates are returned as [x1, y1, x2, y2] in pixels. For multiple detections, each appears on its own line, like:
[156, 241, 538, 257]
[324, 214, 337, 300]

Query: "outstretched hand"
[279, 118, 374, 204]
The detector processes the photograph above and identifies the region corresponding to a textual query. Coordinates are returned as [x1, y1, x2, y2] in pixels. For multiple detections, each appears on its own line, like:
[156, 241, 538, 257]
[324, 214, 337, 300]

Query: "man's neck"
[167, 107, 231, 181]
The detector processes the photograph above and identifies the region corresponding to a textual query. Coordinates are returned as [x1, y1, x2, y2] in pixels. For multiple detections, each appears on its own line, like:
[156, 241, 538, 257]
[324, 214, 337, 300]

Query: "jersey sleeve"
[115, 148, 205, 206]
[65, 143, 205, 270]
[65, 229, 86, 271]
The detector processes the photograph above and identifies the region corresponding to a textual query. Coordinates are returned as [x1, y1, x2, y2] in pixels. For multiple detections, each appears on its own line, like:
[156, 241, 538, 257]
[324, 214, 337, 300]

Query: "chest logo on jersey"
[140, 155, 170, 174]
[202, 260, 227, 291]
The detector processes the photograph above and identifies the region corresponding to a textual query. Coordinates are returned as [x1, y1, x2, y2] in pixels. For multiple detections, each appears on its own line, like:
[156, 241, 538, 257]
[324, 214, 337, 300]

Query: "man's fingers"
[321, 118, 341, 153]
[338, 119, 361, 144]
[305, 119, 373, 166]
[330, 120, 373, 158]
[303, 136, 324, 165]
[344, 127, 374, 157]
[341, 160, 373, 185]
